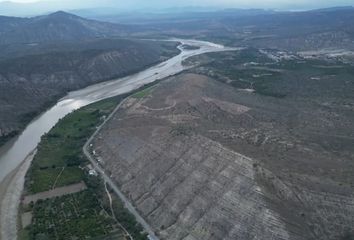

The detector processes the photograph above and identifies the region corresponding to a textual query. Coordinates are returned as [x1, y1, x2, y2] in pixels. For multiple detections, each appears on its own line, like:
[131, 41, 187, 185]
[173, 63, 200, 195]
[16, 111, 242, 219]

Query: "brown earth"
[22, 182, 87, 205]
[92, 73, 354, 240]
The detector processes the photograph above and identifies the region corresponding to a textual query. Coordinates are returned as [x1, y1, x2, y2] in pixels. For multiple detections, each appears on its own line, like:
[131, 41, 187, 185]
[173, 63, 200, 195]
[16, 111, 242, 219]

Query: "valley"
[0, 38, 179, 146]
[0, 5, 354, 240]
[0, 38, 230, 240]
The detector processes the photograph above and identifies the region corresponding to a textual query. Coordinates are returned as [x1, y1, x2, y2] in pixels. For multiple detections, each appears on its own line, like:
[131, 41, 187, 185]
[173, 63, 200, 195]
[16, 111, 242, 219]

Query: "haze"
[1, 0, 354, 16]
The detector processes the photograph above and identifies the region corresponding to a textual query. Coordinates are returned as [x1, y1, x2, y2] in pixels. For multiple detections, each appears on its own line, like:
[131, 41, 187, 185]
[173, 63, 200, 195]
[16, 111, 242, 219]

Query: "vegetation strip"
[19, 88, 155, 240]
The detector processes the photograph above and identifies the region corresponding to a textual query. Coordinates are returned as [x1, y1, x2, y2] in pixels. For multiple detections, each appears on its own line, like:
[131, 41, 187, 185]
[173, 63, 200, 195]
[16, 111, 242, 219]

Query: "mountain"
[89, 8, 273, 25]
[0, 11, 134, 44]
[0, 10, 180, 145]
[311, 6, 354, 12]
[112, 7, 354, 51]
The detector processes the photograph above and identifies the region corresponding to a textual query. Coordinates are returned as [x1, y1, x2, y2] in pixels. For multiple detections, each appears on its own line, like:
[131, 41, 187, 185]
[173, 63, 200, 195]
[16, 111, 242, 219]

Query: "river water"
[0, 39, 231, 183]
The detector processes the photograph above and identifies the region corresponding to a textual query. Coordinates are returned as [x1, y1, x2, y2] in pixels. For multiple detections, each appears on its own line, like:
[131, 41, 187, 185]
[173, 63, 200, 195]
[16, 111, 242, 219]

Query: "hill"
[0, 11, 133, 44]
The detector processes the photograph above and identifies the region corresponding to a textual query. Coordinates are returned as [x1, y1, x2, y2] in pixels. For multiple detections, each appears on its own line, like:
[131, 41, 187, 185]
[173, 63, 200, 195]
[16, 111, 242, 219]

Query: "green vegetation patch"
[22, 86, 161, 239]
[190, 48, 354, 99]
[29, 167, 84, 193]
[28, 190, 119, 240]
[26, 97, 119, 194]
[111, 194, 148, 240]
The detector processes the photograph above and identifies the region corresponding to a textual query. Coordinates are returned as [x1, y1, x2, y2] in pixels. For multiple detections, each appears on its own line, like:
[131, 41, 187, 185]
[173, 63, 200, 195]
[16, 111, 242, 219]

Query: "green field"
[29, 190, 124, 240]
[25, 98, 118, 194]
[29, 167, 84, 193]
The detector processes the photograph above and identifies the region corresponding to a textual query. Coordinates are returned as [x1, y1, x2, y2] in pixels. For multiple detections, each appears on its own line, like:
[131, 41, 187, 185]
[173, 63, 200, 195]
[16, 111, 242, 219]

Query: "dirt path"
[104, 181, 133, 240]
[52, 167, 65, 189]
[141, 100, 177, 111]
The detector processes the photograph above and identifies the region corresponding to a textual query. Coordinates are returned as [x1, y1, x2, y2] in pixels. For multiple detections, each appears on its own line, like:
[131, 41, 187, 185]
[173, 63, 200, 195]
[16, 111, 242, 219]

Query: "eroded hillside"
[92, 73, 354, 240]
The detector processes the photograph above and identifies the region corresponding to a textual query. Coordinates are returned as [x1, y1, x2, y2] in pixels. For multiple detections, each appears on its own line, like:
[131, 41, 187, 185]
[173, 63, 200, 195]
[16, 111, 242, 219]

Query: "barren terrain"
[92, 73, 354, 240]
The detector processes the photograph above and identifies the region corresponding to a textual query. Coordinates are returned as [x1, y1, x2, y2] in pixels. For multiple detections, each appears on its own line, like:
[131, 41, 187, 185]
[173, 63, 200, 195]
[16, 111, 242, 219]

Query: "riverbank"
[0, 162, 19, 240]
[15, 81, 171, 239]
[15, 96, 147, 240]
[0, 151, 35, 240]
[0, 39, 228, 184]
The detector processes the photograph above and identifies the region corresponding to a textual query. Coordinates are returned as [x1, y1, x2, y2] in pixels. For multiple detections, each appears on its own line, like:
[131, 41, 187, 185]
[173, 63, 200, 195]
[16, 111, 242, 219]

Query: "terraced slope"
[92, 73, 354, 240]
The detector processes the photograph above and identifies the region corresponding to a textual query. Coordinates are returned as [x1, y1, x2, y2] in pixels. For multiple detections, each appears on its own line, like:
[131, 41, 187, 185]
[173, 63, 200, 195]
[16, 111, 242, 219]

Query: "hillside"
[92, 70, 354, 240]
[0, 11, 134, 44]
[0, 38, 179, 145]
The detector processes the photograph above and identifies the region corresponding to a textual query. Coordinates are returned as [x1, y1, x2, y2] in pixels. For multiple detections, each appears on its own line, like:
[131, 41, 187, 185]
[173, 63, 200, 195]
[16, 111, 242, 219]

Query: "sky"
[2, 0, 353, 8]
[0, 0, 353, 16]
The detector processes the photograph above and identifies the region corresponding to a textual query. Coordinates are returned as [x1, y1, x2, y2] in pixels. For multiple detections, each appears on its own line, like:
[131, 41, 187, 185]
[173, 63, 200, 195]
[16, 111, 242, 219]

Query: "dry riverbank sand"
[0, 151, 35, 240]
[0, 165, 20, 240]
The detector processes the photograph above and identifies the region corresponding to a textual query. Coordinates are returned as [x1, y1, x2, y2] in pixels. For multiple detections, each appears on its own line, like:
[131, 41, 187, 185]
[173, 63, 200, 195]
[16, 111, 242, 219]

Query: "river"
[0, 39, 231, 183]
[0, 39, 233, 240]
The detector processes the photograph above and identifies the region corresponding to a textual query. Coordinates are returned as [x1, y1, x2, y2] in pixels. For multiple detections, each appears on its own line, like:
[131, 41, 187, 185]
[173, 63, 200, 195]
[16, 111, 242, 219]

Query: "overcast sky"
[0, 0, 353, 16]
[2, 0, 354, 8]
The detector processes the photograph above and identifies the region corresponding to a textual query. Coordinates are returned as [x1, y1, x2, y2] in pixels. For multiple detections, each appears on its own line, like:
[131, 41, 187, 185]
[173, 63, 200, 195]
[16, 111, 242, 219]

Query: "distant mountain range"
[0, 6, 353, 61]
[1, 6, 354, 143]
[1, 7, 354, 49]
[94, 6, 353, 51]
[0, 11, 135, 44]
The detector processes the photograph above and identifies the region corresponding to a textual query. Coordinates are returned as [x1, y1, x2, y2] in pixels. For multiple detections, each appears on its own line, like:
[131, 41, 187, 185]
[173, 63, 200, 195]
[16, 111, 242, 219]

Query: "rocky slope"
[92, 73, 354, 240]
[0, 39, 179, 144]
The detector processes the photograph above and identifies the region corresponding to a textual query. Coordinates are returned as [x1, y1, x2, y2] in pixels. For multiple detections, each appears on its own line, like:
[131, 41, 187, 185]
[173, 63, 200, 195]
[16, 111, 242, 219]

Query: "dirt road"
[83, 99, 160, 240]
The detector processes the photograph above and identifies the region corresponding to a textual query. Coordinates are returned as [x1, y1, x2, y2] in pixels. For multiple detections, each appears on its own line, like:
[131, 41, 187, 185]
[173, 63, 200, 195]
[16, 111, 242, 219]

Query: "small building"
[89, 169, 98, 176]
